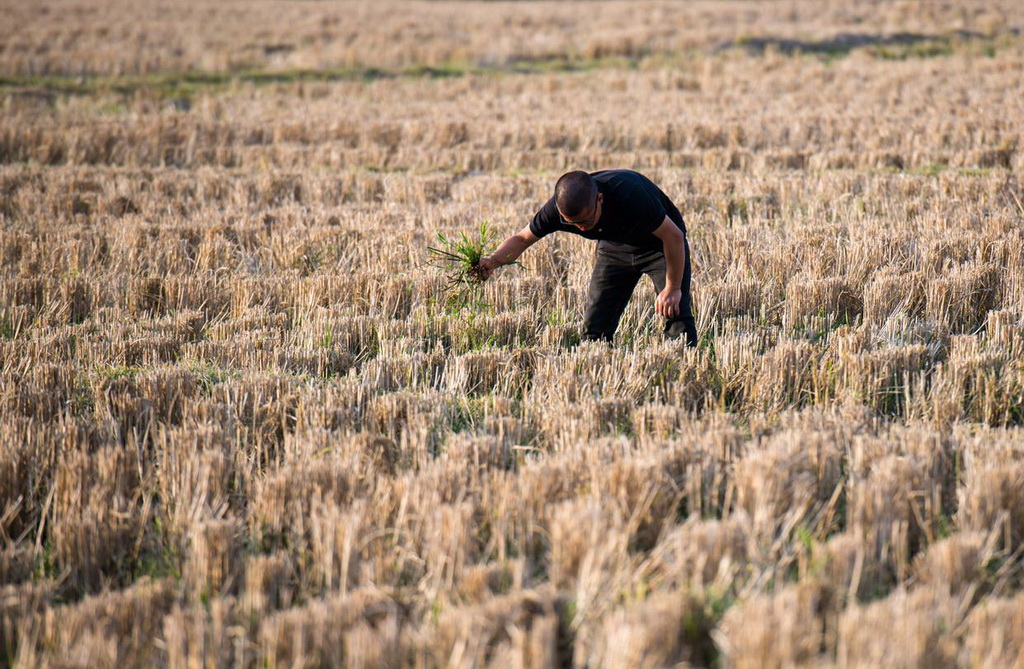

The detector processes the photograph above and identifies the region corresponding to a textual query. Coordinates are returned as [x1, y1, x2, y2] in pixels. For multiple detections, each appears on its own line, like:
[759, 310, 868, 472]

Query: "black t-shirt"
[528, 169, 686, 251]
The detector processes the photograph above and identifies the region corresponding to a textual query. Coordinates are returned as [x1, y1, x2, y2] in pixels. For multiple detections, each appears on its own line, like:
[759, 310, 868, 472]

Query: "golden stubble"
[3, 1, 1024, 665]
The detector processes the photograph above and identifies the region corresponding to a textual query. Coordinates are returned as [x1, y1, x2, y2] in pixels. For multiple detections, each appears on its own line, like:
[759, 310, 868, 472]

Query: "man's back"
[529, 169, 686, 250]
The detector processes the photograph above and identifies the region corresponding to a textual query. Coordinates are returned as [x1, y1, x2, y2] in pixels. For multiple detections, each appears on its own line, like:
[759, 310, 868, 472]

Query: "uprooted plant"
[427, 221, 496, 285]
[427, 221, 518, 311]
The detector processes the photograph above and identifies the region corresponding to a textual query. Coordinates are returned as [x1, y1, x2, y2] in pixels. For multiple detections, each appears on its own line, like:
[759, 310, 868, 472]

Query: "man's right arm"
[479, 225, 539, 279]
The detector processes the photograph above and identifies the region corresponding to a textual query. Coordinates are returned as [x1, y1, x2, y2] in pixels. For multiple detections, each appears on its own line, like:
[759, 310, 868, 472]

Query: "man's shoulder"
[592, 169, 656, 192]
[591, 170, 659, 199]
[591, 169, 647, 184]
[528, 194, 561, 238]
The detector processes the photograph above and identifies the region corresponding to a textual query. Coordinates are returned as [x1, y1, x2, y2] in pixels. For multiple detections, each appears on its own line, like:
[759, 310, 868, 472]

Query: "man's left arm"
[652, 216, 685, 319]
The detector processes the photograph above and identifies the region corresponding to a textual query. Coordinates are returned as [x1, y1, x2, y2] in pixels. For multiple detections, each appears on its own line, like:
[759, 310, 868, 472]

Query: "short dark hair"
[555, 171, 598, 218]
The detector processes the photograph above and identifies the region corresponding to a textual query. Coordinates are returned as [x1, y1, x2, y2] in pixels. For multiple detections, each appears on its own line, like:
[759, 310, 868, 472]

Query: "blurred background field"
[2, 0, 1024, 666]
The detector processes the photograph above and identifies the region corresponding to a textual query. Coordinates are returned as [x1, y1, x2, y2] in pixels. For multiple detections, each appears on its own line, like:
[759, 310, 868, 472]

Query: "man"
[480, 169, 697, 346]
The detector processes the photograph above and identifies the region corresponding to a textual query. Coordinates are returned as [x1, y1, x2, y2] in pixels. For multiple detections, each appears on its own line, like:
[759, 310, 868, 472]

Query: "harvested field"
[2, 0, 1024, 666]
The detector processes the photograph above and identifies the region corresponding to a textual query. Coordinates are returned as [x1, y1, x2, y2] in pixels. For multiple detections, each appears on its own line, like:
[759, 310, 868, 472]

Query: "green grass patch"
[95, 363, 143, 381]
[0, 54, 659, 102]
[185, 359, 243, 392]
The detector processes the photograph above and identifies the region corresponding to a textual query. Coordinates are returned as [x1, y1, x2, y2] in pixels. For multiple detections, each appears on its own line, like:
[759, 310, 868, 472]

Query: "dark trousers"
[581, 238, 697, 346]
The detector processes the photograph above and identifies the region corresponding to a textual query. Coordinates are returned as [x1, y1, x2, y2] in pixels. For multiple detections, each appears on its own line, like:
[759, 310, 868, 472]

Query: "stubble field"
[2, 0, 1024, 666]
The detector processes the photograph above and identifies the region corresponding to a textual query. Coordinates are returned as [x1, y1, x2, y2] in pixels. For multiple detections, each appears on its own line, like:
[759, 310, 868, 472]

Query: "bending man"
[480, 169, 697, 346]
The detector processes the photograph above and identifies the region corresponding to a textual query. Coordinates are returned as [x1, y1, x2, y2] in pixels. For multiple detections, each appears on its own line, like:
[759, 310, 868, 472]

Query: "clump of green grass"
[426, 222, 501, 312]
[426, 221, 496, 288]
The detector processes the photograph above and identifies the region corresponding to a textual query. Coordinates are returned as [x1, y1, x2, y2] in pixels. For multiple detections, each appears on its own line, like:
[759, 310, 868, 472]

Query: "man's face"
[559, 193, 603, 232]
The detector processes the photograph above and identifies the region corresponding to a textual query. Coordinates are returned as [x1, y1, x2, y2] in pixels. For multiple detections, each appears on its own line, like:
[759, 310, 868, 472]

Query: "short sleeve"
[528, 196, 561, 239]
[633, 185, 667, 234]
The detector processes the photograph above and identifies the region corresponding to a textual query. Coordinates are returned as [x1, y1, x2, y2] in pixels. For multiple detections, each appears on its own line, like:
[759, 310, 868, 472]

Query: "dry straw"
[3, 0, 1024, 664]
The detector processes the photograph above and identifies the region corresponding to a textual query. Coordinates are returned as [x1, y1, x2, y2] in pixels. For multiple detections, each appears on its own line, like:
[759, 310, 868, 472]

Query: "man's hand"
[478, 255, 500, 281]
[652, 217, 686, 320]
[477, 226, 540, 282]
[656, 288, 682, 319]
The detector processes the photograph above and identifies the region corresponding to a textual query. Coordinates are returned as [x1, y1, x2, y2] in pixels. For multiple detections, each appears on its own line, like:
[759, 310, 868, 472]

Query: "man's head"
[555, 171, 602, 231]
